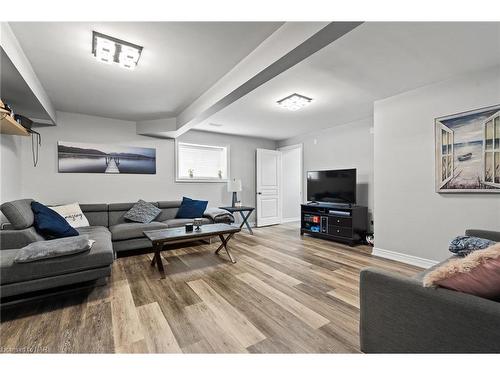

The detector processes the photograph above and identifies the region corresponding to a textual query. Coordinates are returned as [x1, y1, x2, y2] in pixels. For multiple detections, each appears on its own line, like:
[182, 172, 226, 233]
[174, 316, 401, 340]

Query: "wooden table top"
[143, 223, 240, 243]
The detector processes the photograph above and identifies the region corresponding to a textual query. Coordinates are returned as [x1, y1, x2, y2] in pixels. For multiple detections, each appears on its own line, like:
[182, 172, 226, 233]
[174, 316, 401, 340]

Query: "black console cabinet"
[300, 203, 368, 246]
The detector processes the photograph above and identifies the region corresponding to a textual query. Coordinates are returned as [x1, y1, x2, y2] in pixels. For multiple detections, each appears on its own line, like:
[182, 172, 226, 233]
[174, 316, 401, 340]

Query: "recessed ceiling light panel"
[92, 31, 143, 70]
[277, 93, 313, 111]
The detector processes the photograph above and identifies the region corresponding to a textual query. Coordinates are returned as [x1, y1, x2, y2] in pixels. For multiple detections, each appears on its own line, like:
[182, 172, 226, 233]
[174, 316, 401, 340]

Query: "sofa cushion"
[108, 202, 159, 226]
[176, 197, 208, 219]
[109, 222, 168, 241]
[31, 201, 79, 239]
[449, 235, 496, 257]
[124, 199, 161, 224]
[155, 201, 181, 221]
[1, 226, 113, 285]
[80, 204, 109, 227]
[14, 236, 95, 263]
[1, 199, 34, 229]
[423, 243, 500, 299]
[413, 257, 455, 281]
[164, 217, 211, 228]
[49, 202, 90, 228]
[77, 225, 112, 236]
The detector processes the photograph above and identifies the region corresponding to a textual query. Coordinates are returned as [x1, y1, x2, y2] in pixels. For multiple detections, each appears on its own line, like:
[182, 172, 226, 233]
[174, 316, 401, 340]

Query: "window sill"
[175, 178, 228, 183]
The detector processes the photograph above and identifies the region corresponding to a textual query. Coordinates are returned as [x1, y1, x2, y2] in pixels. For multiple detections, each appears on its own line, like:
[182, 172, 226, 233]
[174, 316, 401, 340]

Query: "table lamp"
[227, 178, 242, 207]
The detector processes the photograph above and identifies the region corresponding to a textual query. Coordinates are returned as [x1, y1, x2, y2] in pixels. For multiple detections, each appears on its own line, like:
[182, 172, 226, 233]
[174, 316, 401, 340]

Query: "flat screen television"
[307, 168, 356, 205]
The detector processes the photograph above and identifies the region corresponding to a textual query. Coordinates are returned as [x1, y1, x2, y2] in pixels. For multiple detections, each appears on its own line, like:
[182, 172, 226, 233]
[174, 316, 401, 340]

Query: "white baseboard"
[372, 247, 439, 269]
[281, 217, 300, 223]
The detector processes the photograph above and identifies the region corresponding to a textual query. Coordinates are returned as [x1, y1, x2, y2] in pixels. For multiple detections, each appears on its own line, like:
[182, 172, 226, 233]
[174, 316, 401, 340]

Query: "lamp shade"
[227, 178, 242, 192]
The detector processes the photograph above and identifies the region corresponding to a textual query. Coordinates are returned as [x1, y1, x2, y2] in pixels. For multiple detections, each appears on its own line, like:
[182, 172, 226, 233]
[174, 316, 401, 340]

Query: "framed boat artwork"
[435, 104, 500, 193]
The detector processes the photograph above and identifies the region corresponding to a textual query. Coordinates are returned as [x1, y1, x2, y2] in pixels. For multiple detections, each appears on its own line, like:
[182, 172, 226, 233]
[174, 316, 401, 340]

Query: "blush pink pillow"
[423, 242, 500, 299]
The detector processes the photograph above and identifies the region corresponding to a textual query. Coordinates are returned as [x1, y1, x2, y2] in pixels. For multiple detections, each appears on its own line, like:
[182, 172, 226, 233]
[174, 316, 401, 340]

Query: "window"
[437, 123, 454, 188]
[176, 142, 229, 182]
[483, 111, 500, 187]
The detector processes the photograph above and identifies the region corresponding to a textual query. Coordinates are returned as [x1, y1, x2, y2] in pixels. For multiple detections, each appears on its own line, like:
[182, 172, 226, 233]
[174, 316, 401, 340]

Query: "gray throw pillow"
[14, 235, 95, 263]
[1, 199, 35, 229]
[124, 200, 161, 224]
[449, 235, 496, 257]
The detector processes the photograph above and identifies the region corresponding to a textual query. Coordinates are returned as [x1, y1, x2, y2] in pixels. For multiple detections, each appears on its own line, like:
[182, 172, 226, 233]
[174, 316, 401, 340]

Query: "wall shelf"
[0, 113, 30, 136]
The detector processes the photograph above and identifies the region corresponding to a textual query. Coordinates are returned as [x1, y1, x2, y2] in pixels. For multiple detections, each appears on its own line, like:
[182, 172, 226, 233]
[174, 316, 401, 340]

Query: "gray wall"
[16, 111, 275, 222]
[278, 117, 374, 228]
[280, 145, 302, 221]
[0, 134, 25, 223]
[374, 65, 500, 263]
[1, 134, 24, 223]
[1, 134, 23, 203]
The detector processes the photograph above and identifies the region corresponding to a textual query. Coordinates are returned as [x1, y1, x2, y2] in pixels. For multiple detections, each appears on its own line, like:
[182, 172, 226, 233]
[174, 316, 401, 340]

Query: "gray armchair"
[359, 229, 500, 353]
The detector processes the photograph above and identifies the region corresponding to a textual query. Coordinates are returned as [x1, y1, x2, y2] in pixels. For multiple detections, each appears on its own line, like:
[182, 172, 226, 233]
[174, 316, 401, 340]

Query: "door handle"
[257, 192, 262, 195]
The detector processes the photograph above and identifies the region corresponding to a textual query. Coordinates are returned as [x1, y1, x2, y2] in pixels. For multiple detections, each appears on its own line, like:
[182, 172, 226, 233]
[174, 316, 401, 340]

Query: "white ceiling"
[195, 22, 500, 141]
[9, 22, 282, 121]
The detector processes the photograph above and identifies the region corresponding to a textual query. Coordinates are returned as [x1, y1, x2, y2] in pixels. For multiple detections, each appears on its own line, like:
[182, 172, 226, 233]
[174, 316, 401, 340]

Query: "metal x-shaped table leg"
[239, 210, 254, 235]
[215, 233, 236, 263]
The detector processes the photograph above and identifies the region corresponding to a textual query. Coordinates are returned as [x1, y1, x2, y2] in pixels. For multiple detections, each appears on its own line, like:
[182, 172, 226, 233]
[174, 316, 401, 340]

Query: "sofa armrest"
[0, 227, 44, 250]
[359, 267, 500, 353]
[203, 207, 234, 224]
[465, 229, 500, 242]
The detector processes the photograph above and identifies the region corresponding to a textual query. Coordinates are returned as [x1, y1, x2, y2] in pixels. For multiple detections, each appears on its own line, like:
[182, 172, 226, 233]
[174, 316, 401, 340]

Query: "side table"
[218, 206, 255, 235]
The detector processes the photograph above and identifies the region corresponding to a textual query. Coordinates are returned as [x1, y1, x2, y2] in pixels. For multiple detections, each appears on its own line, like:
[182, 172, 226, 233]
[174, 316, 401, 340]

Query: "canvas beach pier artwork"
[58, 142, 156, 174]
[435, 105, 500, 193]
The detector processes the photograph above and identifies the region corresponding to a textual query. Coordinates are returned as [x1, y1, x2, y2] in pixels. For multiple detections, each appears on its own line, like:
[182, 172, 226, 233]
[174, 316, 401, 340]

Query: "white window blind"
[177, 142, 228, 181]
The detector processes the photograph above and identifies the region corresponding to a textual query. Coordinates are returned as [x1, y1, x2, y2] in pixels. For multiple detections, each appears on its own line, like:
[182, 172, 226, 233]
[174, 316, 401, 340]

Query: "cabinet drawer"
[329, 216, 352, 228]
[329, 225, 352, 238]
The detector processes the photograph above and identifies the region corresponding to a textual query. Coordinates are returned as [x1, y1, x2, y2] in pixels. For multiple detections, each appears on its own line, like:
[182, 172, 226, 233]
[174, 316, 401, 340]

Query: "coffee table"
[143, 223, 241, 279]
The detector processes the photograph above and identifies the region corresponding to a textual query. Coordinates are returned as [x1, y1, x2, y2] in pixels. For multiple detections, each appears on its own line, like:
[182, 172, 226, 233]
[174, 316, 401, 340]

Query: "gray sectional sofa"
[0, 199, 233, 300]
[92, 201, 220, 253]
[359, 229, 500, 353]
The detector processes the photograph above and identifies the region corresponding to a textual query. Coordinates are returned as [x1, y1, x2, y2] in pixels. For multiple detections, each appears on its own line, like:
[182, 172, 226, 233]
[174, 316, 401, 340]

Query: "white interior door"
[256, 148, 281, 227]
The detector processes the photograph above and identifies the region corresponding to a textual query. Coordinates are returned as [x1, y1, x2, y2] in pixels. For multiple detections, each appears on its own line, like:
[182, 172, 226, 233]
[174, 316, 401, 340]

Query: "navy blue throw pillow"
[31, 201, 79, 239]
[449, 235, 496, 257]
[176, 197, 208, 219]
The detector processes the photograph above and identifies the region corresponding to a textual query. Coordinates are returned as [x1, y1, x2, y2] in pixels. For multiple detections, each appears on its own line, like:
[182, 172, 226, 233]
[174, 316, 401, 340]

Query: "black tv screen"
[307, 169, 356, 204]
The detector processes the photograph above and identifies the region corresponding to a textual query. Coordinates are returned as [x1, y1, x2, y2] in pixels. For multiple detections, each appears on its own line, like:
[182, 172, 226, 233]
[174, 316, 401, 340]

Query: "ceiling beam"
[141, 21, 362, 139]
[1, 22, 57, 125]
[136, 117, 176, 136]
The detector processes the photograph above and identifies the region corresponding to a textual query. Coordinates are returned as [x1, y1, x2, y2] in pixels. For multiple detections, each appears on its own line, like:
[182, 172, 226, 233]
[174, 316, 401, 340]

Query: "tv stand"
[309, 201, 353, 208]
[300, 203, 368, 246]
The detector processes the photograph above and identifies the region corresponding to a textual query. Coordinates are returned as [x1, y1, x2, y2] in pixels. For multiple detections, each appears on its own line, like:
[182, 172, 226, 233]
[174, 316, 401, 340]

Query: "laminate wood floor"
[0, 223, 422, 353]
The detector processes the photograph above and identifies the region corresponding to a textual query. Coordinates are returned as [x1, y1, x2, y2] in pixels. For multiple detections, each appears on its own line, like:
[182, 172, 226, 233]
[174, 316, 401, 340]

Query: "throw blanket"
[204, 207, 235, 223]
[14, 235, 95, 263]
